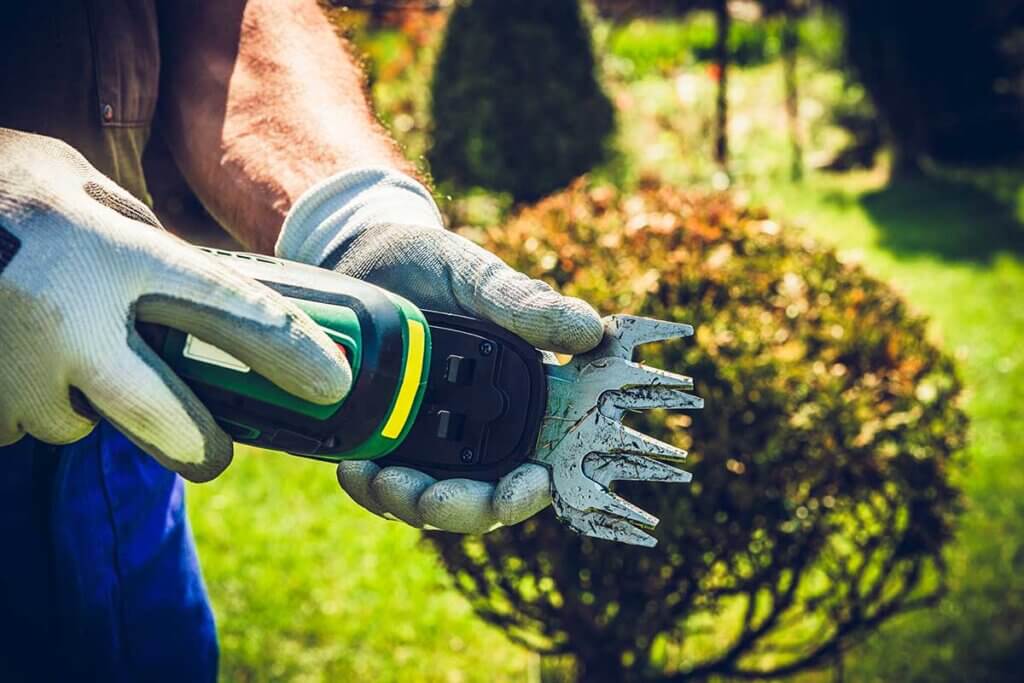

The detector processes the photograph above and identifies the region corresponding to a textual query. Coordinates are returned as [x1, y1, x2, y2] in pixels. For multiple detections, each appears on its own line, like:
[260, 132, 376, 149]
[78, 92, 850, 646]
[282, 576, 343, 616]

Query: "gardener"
[0, 2, 603, 680]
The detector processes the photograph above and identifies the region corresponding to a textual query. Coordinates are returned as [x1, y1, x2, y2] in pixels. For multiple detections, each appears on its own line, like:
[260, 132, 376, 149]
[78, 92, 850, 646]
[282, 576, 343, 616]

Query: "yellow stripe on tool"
[381, 319, 426, 439]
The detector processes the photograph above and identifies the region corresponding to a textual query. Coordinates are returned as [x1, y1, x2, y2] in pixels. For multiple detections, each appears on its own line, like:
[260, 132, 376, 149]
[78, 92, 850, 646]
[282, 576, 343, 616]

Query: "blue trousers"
[0, 423, 218, 682]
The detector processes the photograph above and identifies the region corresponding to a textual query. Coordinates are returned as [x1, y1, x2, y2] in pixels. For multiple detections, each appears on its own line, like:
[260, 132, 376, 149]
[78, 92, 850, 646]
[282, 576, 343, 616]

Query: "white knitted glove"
[277, 168, 604, 533]
[0, 129, 351, 482]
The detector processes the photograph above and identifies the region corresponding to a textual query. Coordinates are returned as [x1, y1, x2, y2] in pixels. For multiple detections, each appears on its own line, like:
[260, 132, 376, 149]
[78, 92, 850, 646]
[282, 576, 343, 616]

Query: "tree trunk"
[833, 649, 845, 683]
[575, 650, 626, 683]
[781, 12, 802, 180]
[713, 0, 730, 171]
[368, 0, 387, 29]
[889, 138, 925, 178]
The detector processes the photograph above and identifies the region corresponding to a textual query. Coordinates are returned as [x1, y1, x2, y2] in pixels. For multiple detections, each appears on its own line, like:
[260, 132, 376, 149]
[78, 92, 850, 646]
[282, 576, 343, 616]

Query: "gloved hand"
[0, 128, 351, 482]
[277, 168, 604, 533]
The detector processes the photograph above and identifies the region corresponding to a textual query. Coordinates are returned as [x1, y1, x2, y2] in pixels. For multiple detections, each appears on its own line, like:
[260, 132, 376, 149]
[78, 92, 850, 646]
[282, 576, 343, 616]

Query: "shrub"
[428, 180, 966, 681]
[428, 0, 614, 202]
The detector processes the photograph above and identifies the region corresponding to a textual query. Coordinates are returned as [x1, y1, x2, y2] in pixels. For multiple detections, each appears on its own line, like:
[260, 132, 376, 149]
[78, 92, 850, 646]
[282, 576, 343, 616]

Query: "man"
[0, 2, 604, 680]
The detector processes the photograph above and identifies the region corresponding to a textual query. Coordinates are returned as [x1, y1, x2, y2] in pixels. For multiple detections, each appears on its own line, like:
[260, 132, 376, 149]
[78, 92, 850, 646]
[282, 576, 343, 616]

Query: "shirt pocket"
[85, 0, 160, 127]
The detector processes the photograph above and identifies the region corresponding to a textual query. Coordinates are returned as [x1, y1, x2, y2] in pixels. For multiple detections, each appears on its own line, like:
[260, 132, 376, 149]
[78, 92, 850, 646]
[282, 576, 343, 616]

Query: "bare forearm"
[160, 0, 413, 253]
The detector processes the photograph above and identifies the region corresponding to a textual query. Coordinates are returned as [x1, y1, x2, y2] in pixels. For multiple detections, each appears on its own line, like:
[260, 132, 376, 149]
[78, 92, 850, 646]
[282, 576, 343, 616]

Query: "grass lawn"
[184, 13, 1024, 681]
[187, 450, 532, 681]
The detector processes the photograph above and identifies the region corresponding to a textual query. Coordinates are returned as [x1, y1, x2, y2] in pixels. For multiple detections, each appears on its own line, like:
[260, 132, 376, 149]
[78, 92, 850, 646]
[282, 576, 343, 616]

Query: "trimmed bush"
[428, 180, 966, 681]
[428, 0, 614, 201]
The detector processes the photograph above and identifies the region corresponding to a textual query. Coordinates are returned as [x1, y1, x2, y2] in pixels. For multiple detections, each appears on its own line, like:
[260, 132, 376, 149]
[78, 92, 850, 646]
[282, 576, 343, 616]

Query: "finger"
[27, 131, 165, 230]
[81, 171, 162, 229]
[369, 466, 435, 527]
[0, 409, 24, 447]
[492, 463, 552, 526]
[136, 244, 351, 405]
[19, 389, 97, 445]
[0, 364, 29, 445]
[417, 479, 498, 534]
[336, 460, 389, 518]
[79, 333, 232, 483]
[449, 235, 604, 354]
[0, 371, 95, 446]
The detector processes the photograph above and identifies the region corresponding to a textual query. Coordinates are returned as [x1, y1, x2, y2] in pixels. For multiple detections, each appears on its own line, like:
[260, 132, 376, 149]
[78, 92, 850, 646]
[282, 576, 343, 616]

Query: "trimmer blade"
[533, 315, 702, 546]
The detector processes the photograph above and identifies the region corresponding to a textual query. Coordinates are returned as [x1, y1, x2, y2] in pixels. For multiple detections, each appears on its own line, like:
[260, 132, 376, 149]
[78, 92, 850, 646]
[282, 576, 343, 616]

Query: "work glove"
[277, 168, 604, 533]
[0, 128, 351, 482]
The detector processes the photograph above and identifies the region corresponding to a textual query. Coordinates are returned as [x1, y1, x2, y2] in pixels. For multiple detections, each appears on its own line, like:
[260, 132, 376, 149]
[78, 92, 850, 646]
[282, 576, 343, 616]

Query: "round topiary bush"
[428, 180, 966, 681]
[428, 0, 615, 202]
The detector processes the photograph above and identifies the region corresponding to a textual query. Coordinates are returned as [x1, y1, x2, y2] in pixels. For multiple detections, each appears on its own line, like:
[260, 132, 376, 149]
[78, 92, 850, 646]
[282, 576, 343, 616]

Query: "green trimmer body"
[156, 249, 431, 463]
[151, 248, 547, 482]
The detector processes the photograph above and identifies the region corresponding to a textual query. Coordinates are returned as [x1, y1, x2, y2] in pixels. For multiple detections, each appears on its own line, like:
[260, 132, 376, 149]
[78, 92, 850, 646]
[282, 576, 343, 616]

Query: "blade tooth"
[583, 452, 693, 486]
[573, 483, 659, 527]
[596, 490, 660, 527]
[580, 357, 693, 393]
[604, 387, 704, 413]
[553, 501, 658, 547]
[597, 417, 690, 463]
[579, 515, 658, 547]
[548, 447, 659, 528]
[605, 315, 695, 357]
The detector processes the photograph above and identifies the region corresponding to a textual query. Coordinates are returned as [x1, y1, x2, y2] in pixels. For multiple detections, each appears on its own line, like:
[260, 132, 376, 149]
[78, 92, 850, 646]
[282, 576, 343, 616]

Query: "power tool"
[149, 248, 702, 546]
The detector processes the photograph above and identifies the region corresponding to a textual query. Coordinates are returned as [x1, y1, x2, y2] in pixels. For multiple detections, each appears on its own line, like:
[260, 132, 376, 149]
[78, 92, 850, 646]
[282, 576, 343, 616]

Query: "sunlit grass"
[187, 448, 531, 682]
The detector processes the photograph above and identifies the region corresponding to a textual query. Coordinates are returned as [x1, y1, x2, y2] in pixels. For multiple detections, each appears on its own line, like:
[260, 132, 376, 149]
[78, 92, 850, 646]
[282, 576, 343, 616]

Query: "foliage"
[607, 12, 780, 78]
[325, 6, 444, 165]
[830, 0, 1024, 169]
[820, 80, 881, 172]
[428, 0, 614, 201]
[428, 180, 966, 681]
[602, 7, 842, 80]
[793, 5, 844, 69]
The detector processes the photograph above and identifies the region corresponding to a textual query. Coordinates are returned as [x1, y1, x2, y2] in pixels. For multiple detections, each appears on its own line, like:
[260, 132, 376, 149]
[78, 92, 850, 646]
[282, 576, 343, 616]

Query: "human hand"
[0, 128, 351, 482]
[278, 168, 604, 532]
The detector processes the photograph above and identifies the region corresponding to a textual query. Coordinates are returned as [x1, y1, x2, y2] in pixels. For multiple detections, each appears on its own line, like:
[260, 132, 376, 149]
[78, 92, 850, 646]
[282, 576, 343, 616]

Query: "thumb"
[449, 233, 603, 354]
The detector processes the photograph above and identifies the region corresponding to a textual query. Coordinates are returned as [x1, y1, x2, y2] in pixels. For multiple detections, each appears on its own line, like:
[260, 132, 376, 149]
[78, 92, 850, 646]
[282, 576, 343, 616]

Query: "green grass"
[606, 16, 714, 77]
[604, 9, 842, 80]
[187, 450, 531, 681]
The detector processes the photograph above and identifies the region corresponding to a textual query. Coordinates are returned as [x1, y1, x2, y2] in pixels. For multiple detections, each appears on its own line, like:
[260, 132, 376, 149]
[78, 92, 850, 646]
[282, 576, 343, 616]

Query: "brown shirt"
[0, 1, 161, 203]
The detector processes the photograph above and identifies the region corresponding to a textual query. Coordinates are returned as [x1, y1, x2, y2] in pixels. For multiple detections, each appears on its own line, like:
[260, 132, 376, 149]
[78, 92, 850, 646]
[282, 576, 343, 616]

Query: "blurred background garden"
[150, 0, 1024, 680]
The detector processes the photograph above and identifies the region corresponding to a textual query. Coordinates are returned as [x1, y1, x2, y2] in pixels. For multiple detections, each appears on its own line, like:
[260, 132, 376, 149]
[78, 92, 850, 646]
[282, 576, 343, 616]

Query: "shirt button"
[102, 104, 114, 122]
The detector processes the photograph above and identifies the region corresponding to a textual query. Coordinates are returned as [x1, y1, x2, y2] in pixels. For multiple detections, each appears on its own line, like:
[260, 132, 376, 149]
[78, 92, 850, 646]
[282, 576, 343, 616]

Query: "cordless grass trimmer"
[148, 248, 702, 546]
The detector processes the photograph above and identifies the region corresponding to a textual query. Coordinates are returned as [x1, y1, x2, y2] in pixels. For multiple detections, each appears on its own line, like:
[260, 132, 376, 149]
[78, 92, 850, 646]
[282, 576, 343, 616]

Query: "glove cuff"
[275, 167, 445, 266]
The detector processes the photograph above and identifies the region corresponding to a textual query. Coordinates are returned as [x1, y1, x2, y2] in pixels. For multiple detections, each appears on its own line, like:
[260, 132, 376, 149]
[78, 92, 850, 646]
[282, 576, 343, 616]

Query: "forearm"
[160, 0, 415, 253]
